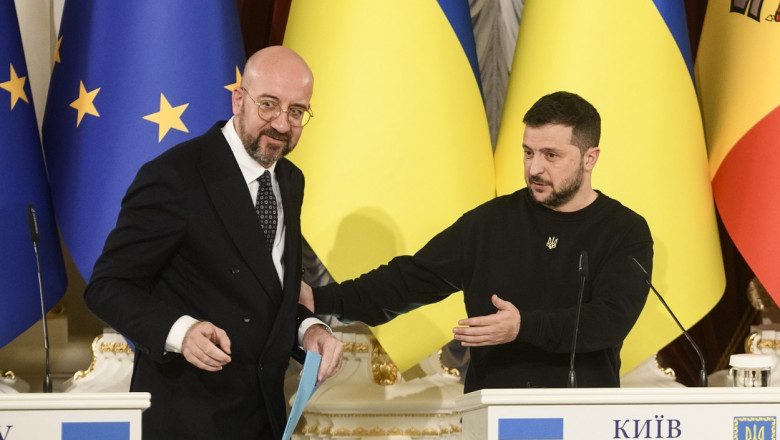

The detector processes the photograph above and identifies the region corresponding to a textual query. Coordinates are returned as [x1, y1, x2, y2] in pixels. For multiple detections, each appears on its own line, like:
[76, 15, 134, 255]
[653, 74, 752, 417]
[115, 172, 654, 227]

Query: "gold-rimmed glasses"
[241, 86, 313, 127]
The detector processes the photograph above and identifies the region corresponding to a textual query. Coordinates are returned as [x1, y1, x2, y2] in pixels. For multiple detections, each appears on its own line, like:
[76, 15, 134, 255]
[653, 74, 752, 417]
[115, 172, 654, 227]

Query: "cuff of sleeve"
[298, 317, 332, 346]
[515, 310, 537, 344]
[313, 284, 341, 317]
[165, 315, 199, 353]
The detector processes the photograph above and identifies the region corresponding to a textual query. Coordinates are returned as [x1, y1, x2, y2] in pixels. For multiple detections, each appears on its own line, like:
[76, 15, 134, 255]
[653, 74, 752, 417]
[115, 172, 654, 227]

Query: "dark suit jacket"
[84, 121, 310, 440]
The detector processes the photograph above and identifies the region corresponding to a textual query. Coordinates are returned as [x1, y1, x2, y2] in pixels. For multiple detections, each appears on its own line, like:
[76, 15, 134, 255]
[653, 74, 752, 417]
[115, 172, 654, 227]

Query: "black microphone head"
[27, 204, 40, 244]
[578, 251, 588, 278]
[628, 256, 650, 282]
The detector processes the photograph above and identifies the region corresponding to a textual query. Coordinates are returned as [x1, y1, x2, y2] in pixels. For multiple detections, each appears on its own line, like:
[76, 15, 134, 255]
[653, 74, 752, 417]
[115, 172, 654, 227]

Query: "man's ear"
[584, 147, 600, 170]
[231, 87, 242, 116]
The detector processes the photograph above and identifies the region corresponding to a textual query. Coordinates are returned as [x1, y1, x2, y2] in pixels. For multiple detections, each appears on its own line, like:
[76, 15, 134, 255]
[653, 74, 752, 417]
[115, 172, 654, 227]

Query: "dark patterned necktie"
[255, 170, 277, 250]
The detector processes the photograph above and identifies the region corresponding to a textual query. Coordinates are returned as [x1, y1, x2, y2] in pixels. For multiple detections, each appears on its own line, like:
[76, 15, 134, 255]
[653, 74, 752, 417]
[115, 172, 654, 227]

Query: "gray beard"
[240, 129, 291, 168]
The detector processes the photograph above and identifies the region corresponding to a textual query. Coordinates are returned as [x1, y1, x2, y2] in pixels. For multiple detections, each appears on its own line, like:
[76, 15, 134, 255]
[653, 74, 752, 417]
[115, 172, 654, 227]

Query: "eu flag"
[42, 1, 246, 280]
[0, 2, 67, 348]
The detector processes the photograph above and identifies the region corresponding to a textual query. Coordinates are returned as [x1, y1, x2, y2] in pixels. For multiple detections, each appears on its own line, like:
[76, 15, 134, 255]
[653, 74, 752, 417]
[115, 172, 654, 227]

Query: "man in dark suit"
[84, 46, 343, 440]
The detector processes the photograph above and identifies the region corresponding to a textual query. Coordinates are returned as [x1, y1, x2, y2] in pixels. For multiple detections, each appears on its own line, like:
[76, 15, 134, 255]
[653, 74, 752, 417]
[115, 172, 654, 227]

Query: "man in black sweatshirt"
[301, 91, 652, 391]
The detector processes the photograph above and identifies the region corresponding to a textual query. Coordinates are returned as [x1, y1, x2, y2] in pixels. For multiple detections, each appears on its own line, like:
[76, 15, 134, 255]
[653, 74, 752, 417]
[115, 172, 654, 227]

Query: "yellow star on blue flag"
[0, 64, 29, 109]
[143, 93, 189, 142]
[0, 1, 66, 348]
[42, 1, 245, 279]
[70, 80, 100, 126]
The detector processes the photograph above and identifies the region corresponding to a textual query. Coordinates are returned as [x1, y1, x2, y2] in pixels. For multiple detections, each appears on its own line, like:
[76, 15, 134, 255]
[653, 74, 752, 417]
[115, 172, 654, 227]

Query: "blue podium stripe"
[499, 418, 564, 440]
[62, 422, 129, 440]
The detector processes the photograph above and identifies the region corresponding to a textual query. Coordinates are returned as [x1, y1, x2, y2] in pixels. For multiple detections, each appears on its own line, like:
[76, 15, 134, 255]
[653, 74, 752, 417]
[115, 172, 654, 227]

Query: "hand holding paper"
[282, 351, 322, 440]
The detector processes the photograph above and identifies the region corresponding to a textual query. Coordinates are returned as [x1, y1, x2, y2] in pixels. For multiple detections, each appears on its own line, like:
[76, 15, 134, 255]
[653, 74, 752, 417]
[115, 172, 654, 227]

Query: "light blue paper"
[282, 351, 322, 440]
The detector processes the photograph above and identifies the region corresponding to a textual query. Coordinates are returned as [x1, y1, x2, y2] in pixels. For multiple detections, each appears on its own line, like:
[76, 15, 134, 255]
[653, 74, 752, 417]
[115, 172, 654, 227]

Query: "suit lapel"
[274, 159, 302, 291]
[198, 125, 283, 303]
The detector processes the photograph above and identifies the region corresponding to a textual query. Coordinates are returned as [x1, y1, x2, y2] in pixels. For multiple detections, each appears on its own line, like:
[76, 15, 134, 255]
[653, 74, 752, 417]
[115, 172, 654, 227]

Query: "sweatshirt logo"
[546, 236, 558, 250]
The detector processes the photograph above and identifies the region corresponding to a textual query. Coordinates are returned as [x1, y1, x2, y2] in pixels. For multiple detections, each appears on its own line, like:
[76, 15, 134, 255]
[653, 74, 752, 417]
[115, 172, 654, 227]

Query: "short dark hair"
[523, 91, 600, 153]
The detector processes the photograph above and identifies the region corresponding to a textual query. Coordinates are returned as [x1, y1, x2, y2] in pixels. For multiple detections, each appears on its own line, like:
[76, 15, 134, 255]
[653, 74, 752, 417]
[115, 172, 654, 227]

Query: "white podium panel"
[457, 388, 780, 440]
[0, 392, 150, 440]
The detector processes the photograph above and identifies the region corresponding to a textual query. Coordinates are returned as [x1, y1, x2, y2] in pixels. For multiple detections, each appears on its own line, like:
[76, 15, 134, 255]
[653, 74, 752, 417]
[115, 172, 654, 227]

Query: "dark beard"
[241, 127, 292, 167]
[529, 164, 584, 208]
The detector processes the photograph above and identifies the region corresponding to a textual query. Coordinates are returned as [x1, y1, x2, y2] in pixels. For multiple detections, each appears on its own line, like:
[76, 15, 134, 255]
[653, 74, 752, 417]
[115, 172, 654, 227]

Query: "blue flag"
[0, 2, 67, 348]
[42, 1, 246, 280]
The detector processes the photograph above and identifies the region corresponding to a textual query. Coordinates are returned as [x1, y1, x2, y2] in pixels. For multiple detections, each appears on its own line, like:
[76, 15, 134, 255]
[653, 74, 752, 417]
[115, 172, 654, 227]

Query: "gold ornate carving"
[304, 418, 461, 437]
[423, 427, 440, 435]
[653, 353, 676, 378]
[303, 410, 459, 419]
[73, 336, 100, 380]
[749, 333, 780, 352]
[352, 427, 370, 436]
[342, 342, 369, 354]
[438, 349, 461, 377]
[332, 427, 351, 436]
[368, 427, 385, 436]
[100, 341, 134, 355]
[747, 278, 769, 311]
[0, 370, 15, 380]
[370, 339, 398, 385]
[301, 425, 319, 435]
[72, 335, 134, 380]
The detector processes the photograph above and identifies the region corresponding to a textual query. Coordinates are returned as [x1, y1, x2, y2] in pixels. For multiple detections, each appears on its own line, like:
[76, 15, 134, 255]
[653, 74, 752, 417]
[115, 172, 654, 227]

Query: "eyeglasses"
[241, 86, 313, 127]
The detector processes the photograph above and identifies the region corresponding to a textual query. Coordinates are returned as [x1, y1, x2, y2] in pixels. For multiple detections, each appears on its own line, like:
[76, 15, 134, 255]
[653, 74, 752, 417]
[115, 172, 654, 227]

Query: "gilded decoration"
[370, 339, 398, 386]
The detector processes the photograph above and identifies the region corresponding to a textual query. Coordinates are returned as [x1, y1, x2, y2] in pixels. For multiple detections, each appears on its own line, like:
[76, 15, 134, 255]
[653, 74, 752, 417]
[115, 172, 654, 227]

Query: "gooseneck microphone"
[629, 256, 707, 387]
[568, 250, 588, 388]
[28, 204, 52, 393]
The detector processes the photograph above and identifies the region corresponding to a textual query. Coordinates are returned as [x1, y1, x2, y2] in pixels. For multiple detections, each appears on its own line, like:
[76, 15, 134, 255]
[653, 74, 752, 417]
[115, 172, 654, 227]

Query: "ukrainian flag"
[0, 1, 66, 348]
[284, 0, 495, 372]
[42, 1, 245, 280]
[494, 0, 725, 373]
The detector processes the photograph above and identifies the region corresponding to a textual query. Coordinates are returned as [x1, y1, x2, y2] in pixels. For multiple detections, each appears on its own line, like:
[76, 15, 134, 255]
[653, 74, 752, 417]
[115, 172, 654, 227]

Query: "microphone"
[27, 204, 40, 243]
[629, 256, 707, 387]
[568, 250, 588, 388]
[27, 204, 52, 393]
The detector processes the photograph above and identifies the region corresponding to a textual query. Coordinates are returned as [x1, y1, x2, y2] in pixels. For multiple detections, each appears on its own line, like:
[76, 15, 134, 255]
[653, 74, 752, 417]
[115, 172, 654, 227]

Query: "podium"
[0, 392, 150, 439]
[457, 388, 780, 440]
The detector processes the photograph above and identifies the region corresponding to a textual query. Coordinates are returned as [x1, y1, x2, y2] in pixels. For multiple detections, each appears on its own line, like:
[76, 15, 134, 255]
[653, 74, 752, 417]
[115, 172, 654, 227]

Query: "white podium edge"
[0, 392, 151, 411]
[456, 387, 780, 412]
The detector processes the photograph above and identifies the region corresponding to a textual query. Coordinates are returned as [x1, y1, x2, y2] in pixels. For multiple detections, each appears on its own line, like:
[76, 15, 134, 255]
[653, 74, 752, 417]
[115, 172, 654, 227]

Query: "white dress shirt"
[164, 118, 325, 353]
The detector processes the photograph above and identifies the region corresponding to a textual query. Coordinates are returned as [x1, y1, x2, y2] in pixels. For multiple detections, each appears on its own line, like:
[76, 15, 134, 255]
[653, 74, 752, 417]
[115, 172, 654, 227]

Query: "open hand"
[452, 294, 520, 346]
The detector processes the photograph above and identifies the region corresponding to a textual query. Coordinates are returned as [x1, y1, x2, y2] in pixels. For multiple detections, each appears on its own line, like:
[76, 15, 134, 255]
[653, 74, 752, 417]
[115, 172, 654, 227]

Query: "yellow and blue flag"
[494, 0, 725, 373]
[0, 2, 66, 348]
[42, 1, 245, 279]
[697, 0, 780, 304]
[284, 0, 495, 372]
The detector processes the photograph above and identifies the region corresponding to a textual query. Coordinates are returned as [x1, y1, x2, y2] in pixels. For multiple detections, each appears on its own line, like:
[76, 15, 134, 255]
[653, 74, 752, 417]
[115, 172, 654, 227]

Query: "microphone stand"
[630, 257, 707, 387]
[568, 251, 588, 388]
[28, 204, 52, 393]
